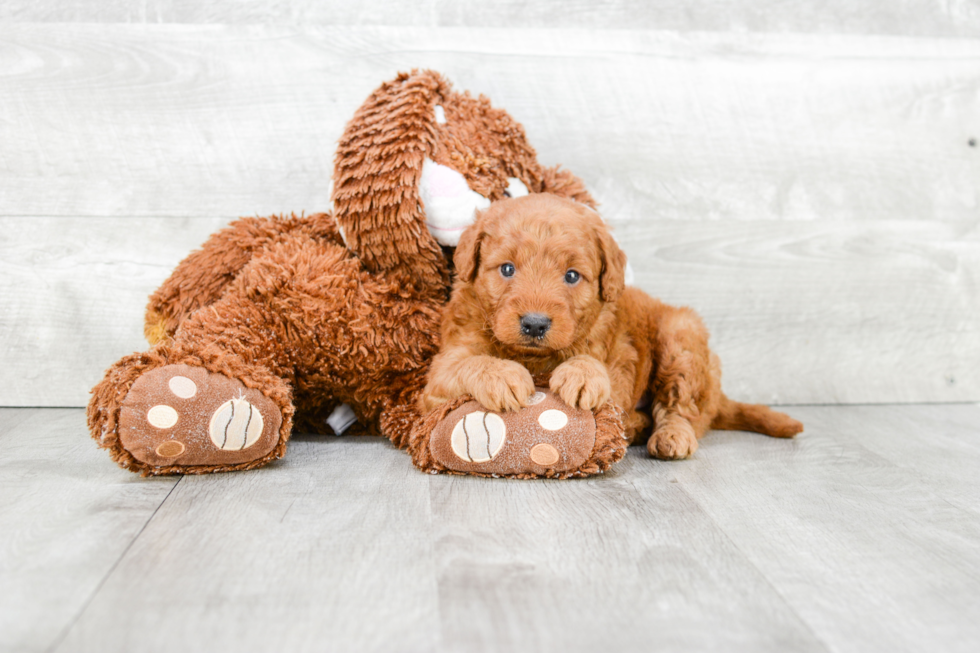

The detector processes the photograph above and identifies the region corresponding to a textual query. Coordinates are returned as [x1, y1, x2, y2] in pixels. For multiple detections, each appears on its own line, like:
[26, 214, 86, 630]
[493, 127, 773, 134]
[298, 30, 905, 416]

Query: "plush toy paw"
[410, 389, 628, 479]
[117, 364, 284, 470]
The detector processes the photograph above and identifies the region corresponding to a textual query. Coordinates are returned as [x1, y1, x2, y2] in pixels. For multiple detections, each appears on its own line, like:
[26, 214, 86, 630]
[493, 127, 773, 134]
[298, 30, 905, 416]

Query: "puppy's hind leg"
[647, 307, 721, 460]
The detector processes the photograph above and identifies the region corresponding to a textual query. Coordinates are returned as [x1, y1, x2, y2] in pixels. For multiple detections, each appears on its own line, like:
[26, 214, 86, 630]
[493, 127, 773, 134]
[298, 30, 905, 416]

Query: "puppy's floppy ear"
[596, 225, 627, 304]
[453, 212, 487, 283]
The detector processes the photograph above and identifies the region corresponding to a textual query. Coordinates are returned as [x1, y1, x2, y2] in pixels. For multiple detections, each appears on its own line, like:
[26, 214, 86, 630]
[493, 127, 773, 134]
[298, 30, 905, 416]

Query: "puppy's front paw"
[471, 360, 535, 413]
[549, 356, 611, 410]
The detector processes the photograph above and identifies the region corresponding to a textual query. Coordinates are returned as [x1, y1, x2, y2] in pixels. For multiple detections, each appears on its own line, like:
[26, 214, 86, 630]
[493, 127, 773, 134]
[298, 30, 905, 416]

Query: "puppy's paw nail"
[527, 391, 547, 406]
[649, 419, 698, 460]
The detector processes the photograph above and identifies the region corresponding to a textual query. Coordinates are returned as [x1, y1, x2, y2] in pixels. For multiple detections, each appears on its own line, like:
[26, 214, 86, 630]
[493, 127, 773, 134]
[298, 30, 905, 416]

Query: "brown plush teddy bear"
[88, 69, 626, 477]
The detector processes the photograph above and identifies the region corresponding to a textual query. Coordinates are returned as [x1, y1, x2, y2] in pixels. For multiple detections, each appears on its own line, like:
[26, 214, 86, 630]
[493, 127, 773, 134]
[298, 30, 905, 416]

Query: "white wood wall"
[1, 3, 978, 407]
[4, 1, 980, 37]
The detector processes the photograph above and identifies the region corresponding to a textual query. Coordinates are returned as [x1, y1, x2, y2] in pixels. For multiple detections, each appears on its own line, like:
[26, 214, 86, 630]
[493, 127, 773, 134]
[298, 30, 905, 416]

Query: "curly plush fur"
[89, 70, 596, 475]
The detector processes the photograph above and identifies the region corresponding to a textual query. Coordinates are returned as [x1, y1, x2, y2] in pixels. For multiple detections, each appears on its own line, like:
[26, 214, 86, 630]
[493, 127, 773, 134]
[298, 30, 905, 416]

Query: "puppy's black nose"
[520, 313, 551, 339]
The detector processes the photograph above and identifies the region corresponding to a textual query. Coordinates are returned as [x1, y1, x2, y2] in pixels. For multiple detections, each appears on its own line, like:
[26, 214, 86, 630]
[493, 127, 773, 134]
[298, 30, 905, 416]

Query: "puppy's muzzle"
[520, 313, 551, 339]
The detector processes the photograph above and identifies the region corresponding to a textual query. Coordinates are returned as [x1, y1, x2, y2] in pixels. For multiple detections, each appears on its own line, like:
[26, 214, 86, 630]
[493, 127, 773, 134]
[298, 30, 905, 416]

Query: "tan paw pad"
[209, 398, 265, 451]
[147, 405, 178, 429]
[450, 411, 507, 463]
[529, 443, 560, 466]
[155, 441, 185, 458]
[168, 375, 197, 398]
[538, 409, 568, 431]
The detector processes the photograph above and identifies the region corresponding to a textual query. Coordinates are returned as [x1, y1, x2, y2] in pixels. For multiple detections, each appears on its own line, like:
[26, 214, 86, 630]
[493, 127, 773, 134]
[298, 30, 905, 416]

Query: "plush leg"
[93, 228, 441, 474]
[144, 213, 341, 343]
[409, 389, 627, 479]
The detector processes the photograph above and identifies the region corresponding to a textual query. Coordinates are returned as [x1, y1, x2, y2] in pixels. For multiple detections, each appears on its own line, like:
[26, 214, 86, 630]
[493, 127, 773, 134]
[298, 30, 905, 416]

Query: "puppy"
[421, 194, 803, 459]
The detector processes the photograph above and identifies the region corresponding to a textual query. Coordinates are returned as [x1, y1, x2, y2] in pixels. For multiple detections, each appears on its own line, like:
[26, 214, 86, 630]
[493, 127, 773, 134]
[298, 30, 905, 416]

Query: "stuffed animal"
[410, 389, 627, 479]
[88, 69, 625, 477]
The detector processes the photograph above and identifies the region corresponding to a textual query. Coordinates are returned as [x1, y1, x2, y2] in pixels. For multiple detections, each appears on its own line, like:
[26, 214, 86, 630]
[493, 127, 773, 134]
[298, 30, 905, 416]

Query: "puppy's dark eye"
[500, 262, 516, 278]
[564, 270, 581, 285]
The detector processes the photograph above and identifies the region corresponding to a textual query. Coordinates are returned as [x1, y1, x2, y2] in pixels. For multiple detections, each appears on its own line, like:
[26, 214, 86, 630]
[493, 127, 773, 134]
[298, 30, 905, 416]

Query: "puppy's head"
[454, 194, 627, 354]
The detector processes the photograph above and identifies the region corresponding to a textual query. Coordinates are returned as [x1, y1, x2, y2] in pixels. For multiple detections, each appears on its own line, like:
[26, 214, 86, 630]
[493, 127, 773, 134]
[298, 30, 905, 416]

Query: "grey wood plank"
[0, 408, 179, 653]
[53, 435, 441, 653]
[675, 405, 980, 653]
[428, 459, 828, 652]
[6, 404, 980, 652]
[791, 404, 980, 517]
[3, 216, 976, 407]
[0, 26, 977, 223]
[3, 1, 979, 38]
[615, 218, 980, 405]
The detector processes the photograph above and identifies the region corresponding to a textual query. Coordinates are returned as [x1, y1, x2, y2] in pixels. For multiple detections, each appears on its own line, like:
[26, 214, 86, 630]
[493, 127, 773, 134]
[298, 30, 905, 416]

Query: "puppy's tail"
[711, 394, 803, 438]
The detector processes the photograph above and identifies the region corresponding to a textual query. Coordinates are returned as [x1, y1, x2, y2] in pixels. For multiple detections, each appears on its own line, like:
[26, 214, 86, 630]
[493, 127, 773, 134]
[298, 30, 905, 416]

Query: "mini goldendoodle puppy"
[420, 193, 803, 459]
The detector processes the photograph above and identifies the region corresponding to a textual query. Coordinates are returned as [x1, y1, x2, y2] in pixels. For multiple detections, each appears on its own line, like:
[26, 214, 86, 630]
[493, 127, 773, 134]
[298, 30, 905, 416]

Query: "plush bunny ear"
[540, 165, 598, 209]
[332, 70, 450, 294]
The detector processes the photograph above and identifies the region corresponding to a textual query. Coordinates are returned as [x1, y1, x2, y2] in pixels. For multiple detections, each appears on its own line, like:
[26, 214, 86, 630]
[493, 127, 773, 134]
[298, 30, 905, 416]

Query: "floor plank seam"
[425, 476, 447, 653]
[676, 482, 836, 653]
[816, 412, 980, 521]
[44, 475, 184, 653]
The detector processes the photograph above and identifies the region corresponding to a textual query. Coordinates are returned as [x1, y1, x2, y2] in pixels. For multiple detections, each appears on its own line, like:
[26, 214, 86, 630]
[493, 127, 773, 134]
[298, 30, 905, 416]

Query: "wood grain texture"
[615, 218, 980, 405]
[2, 25, 978, 406]
[3, 1, 980, 38]
[3, 216, 976, 407]
[429, 464, 826, 652]
[794, 404, 980, 517]
[0, 26, 977, 222]
[675, 404, 980, 653]
[54, 434, 441, 653]
[0, 408, 179, 653]
[0, 216, 231, 407]
[7, 404, 980, 652]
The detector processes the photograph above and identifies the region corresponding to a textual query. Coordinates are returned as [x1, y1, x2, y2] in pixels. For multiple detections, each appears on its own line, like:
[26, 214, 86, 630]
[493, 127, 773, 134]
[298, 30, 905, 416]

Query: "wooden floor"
[2, 405, 979, 653]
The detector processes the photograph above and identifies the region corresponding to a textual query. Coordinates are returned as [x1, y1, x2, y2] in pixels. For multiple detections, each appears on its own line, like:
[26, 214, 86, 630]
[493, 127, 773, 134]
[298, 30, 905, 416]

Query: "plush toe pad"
[429, 389, 596, 476]
[119, 364, 282, 467]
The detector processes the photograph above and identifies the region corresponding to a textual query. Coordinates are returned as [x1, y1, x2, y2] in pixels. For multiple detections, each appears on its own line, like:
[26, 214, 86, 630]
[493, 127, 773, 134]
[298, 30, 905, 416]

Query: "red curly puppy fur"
[421, 194, 803, 459]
